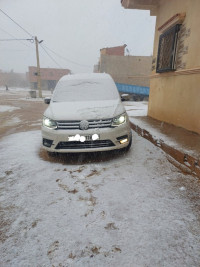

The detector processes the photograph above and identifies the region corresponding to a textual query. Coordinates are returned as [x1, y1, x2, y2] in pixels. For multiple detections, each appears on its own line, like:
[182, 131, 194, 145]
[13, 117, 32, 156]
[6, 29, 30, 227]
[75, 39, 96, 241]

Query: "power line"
[0, 8, 91, 71]
[39, 44, 64, 69]
[0, 38, 34, 42]
[0, 26, 33, 48]
[0, 8, 33, 38]
[0, 49, 30, 52]
[0, 22, 62, 70]
[42, 44, 91, 68]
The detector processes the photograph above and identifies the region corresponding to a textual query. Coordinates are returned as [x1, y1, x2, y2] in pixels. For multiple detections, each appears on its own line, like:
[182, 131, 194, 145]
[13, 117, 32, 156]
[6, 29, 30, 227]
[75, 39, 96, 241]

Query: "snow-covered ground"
[0, 87, 30, 92]
[0, 87, 52, 101]
[124, 102, 199, 158]
[125, 101, 148, 117]
[0, 105, 20, 113]
[0, 130, 200, 266]
[1, 116, 21, 127]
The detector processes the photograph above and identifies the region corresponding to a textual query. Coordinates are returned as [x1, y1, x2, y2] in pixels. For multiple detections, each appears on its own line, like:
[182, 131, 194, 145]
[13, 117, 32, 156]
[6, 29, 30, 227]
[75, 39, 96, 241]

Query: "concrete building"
[122, 0, 200, 135]
[100, 44, 127, 56]
[95, 45, 152, 87]
[99, 54, 152, 87]
[28, 66, 71, 90]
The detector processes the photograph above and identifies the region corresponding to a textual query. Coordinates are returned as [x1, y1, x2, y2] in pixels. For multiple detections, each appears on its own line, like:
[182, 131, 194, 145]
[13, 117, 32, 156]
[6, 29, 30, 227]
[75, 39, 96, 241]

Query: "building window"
[156, 24, 181, 73]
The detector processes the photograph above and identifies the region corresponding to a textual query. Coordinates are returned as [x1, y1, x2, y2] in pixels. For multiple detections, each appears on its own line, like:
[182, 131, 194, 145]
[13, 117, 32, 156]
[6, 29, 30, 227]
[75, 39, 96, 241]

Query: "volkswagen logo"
[79, 120, 89, 130]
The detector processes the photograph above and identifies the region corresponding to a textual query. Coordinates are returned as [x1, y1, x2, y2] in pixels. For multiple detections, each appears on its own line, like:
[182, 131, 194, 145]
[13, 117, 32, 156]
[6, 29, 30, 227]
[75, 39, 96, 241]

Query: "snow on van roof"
[60, 73, 112, 81]
[53, 73, 119, 102]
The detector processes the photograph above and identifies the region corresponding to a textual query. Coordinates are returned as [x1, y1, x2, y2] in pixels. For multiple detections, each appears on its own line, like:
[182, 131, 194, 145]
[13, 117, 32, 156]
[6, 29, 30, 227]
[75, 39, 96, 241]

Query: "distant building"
[0, 70, 28, 88]
[94, 45, 152, 87]
[100, 44, 127, 56]
[28, 66, 71, 90]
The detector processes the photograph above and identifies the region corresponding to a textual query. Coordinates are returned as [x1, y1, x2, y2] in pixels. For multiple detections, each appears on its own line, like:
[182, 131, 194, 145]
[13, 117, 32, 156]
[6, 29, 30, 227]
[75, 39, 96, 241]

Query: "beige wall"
[100, 54, 152, 87]
[149, 0, 200, 134]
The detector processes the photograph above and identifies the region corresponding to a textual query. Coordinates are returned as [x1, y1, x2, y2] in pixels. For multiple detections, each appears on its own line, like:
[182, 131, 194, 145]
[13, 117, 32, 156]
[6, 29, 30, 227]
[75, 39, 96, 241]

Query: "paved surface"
[1, 89, 199, 178]
[0, 90, 200, 266]
[0, 89, 48, 139]
[1, 129, 200, 267]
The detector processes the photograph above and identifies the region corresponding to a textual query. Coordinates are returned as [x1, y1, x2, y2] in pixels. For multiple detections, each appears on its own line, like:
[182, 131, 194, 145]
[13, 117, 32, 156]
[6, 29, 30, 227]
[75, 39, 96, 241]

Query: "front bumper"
[41, 123, 132, 153]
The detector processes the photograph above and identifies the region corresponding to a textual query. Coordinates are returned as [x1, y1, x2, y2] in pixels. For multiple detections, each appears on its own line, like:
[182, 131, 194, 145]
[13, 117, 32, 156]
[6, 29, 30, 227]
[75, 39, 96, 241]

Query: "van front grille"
[57, 119, 112, 130]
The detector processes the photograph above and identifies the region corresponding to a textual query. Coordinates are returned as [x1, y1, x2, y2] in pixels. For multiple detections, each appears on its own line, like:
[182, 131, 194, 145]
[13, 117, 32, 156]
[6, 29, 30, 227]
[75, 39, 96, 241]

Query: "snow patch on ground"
[20, 97, 45, 102]
[0, 105, 20, 113]
[124, 101, 148, 117]
[30, 122, 42, 126]
[0, 130, 200, 266]
[1, 116, 21, 127]
[0, 87, 29, 92]
[0, 87, 52, 100]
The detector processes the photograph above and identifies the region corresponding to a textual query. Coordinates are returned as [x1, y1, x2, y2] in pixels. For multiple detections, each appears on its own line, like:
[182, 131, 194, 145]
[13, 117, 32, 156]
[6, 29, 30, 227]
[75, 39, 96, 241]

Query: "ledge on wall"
[121, 0, 158, 16]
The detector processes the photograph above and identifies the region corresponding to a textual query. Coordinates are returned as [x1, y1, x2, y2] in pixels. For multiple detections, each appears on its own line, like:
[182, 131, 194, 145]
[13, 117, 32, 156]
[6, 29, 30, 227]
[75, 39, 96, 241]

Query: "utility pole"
[35, 36, 42, 98]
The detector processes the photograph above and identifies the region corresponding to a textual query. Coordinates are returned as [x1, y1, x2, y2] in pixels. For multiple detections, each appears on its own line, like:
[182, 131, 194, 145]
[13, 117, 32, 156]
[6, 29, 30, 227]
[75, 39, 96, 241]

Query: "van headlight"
[112, 113, 127, 127]
[43, 116, 57, 129]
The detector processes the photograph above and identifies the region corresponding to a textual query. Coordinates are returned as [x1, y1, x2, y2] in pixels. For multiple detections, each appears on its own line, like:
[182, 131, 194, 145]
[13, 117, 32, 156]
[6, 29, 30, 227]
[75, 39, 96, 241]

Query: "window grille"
[156, 24, 181, 73]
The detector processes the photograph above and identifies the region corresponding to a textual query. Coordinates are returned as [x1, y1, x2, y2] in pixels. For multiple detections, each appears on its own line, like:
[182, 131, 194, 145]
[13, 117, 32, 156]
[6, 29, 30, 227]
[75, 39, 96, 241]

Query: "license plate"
[68, 134, 99, 142]
[85, 135, 92, 141]
[84, 134, 100, 141]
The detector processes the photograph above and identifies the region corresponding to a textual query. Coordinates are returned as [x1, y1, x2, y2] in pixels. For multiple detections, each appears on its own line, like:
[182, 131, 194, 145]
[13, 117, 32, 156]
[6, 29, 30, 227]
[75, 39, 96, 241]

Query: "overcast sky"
[0, 0, 156, 74]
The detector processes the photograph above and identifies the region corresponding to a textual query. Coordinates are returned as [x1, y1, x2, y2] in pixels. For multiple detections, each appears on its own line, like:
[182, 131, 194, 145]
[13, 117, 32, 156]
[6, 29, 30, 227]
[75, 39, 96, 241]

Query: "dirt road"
[0, 89, 48, 139]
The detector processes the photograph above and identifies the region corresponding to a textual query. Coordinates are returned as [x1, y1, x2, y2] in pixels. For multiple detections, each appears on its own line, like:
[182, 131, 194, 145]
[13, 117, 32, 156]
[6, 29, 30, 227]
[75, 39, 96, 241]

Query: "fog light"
[120, 138, 128, 144]
[43, 138, 53, 147]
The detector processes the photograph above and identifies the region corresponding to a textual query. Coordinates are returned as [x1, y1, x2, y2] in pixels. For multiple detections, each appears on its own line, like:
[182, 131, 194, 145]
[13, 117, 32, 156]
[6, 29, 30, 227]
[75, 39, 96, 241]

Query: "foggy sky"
[0, 0, 156, 74]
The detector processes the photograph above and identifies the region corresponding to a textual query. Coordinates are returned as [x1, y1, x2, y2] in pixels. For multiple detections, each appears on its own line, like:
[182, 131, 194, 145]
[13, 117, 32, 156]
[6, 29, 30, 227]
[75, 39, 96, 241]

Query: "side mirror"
[121, 94, 129, 101]
[44, 97, 51, 104]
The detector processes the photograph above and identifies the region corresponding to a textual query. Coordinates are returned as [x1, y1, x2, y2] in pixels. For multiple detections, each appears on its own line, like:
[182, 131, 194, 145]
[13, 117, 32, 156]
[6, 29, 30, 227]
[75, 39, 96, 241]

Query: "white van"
[42, 73, 132, 153]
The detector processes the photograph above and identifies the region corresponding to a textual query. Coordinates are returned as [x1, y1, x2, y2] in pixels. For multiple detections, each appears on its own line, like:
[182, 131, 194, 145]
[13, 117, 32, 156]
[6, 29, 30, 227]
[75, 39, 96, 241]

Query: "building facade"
[28, 66, 71, 90]
[100, 44, 127, 56]
[122, 0, 200, 135]
[95, 45, 152, 87]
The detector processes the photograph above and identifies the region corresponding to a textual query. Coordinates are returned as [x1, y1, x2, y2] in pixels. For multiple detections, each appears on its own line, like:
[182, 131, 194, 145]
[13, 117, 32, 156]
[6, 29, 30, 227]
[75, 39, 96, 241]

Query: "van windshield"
[52, 78, 119, 102]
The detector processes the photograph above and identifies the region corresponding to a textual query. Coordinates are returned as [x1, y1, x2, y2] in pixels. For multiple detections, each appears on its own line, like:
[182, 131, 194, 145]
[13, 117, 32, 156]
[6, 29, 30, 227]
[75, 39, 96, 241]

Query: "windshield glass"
[52, 77, 120, 102]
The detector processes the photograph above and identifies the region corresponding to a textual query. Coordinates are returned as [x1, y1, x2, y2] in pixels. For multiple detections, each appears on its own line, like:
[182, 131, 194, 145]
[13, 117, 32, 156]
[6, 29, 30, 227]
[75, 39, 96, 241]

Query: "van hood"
[44, 99, 125, 121]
